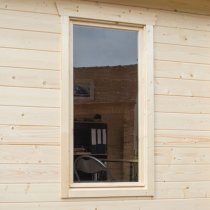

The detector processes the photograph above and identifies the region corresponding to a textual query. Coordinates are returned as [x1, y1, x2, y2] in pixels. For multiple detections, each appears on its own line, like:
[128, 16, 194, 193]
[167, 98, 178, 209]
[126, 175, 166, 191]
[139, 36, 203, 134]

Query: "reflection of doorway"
[103, 113, 124, 181]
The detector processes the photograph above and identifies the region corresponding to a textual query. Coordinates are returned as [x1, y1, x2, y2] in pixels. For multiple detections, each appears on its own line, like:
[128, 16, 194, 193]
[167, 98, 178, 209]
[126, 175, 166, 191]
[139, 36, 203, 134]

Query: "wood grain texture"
[86, 0, 210, 15]
[0, 125, 59, 145]
[1, 0, 210, 206]
[155, 60, 210, 81]
[0, 48, 60, 70]
[155, 181, 210, 199]
[0, 106, 59, 126]
[156, 130, 210, 147]
[155, 78, 210, 97]
[2, 0, 210, 16]
[155, 43, 210, 65]
[156, 95, 210, 114]
[0, 145, 59, 164]
[0, 164, 59, 183]
[1, 199, 210, 210]
[156, 112, 210, 131]
[0, 183, 60, 202]
[156, 11, 210, 31]
[156, 165, 210, 182]
[1, 181, 210, 202]
[155, 26, 210, 48]
[0, 28, 60, 51]
[0, 9, 60, 33]
[0, 86, 60, 107]
[155, 147, 210, 164]
[0, 67, 60, 89]
[0, 0, 58, 14]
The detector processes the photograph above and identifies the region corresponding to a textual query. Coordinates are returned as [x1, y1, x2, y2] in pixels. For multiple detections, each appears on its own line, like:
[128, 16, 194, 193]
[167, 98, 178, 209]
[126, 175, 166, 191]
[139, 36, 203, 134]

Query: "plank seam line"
[0, 26, 60, 34]
[0, 124, 59, 127]
[155, 111, 210, 115]
[0, 105, 60, 109]
[155, 146, 210, 148]
[156, 25, 210, 33]
[155, 76, 210, 83]
[0, 85, 60, 90]
[155, 93, 210, 100]
[155, 58, 210, 65]
[155, 24, 210, 33]
[0, 123, 60, 127]
[0, 163, 59, 165]
[0, 8, 59, 16]
[0, 65, 59, 71]
[0, 197, 209, 203]
[0, 46, 60, 53]
[155, 42, 210, 50]
[155, 59, 210, 67]
[156, 128, 210, 131]
[0, 144, 59, 147]
[155, 128, 210, 132]
[0, 143, 60, 146]
[155, 146, 210, 149]
[155, 163, 210, 166]
[155, 59, 210, 66]
[0, 65, 60, 71]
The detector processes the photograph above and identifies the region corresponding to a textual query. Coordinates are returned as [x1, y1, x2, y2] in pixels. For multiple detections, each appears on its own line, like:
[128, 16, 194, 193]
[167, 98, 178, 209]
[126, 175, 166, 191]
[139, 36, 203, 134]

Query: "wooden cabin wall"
[1, 0, 210, 209]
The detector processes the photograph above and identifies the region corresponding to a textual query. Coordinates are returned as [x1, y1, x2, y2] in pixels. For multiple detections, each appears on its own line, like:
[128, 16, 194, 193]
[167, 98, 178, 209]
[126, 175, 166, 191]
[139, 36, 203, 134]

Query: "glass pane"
[73, 24, 138, 183]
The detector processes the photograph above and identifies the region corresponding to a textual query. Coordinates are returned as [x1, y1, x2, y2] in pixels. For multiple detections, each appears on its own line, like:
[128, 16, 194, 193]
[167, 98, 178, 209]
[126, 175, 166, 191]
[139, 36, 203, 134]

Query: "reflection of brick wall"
[74, 65, 137, 103]
[74, 65, 137, 181]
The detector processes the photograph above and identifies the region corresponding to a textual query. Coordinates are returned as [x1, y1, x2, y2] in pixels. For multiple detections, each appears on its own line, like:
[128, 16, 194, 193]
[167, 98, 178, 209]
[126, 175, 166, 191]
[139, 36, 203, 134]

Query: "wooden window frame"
[57, 0, 155, 198]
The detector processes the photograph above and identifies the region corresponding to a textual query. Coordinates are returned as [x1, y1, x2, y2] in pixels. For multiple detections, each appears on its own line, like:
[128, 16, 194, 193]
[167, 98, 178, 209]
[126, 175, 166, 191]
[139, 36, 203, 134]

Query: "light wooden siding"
[0, 145, 59, 164]
[0, 0, 210, 209]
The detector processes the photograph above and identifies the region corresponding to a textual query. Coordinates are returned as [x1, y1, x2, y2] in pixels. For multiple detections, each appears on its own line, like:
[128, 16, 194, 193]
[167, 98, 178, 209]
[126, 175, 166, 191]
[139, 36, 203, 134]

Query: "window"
[57, 0, 155, 198]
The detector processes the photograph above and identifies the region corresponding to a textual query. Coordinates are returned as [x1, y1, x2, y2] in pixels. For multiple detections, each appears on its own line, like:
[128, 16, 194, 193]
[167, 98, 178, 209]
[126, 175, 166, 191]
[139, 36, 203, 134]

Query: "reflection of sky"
[73, 25, 138, 67]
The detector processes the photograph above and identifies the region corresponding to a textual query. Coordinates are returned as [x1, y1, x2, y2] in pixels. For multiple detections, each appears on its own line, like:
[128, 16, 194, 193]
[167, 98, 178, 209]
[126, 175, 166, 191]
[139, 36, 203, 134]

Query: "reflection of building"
[74, 65, 138, 181]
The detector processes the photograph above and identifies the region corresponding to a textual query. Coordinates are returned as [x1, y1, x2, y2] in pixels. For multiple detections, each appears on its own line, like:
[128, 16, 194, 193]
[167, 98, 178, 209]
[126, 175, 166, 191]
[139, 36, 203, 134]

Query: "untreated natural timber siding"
[1, 0, 210, 209]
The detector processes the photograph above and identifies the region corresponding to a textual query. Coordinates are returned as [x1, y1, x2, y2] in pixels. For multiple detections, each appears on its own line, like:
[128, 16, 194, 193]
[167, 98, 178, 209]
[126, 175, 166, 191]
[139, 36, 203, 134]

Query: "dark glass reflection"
[73, 25, 138, 182]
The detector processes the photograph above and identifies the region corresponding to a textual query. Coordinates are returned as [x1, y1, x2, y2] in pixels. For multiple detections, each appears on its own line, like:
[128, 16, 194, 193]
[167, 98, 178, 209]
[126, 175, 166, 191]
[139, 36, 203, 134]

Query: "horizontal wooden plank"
[155, 147, 210, 164]
[155, 43, 210, 65]
[156, 10, 210, 31]
[0, 106, 59, 126]
[0, 125, 59, 145]
[156, 112, 210, 131]
[0, 0, 58, 15]
[156, 165, 210, 182]
[91, 0, 210, 16]
[57, 0, 156, 25]
[0, 9, 60, 33]
[0, 48, 60, 70]
[0, 28, 60, 51]
[0, 183, 60, 202]
[155, 26, 210, 48]
[156, 95, 210, 114]
[155, 78, 210, 97]
[155, 60, 210, 81]
[0, 67, 60, 88]
[0, 164, 58, 183]
[1, 198, 210, 210]
[0, 145, 59, 164]
[156, 130, 210, 147]
[0, 86, 60, 107]
[156, 181, 210, 199]
[1, 181, 209, 202]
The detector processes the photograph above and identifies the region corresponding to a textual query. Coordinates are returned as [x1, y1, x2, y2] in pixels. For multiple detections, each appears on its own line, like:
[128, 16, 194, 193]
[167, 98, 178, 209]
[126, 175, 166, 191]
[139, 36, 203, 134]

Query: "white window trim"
[57, 0, 155, 198]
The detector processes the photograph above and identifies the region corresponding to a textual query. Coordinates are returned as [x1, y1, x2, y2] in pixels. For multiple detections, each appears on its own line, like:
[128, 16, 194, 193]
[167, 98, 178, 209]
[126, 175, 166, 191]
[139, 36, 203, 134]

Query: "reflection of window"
[73, 25, 139, 184]
[57, 0, 155, 198]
